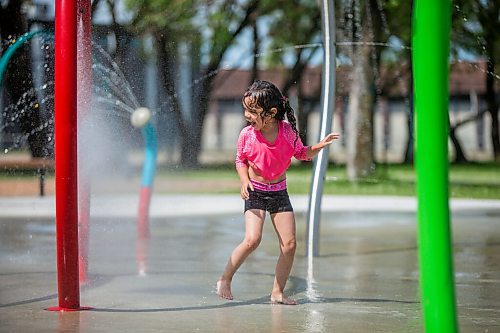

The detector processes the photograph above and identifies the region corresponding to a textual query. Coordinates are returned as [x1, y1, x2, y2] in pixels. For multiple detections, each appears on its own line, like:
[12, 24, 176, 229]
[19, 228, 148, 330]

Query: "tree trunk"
[250, 17, 259, 84]
[479, 1, 500, 161]
[485, 58, 499, 160]
[159, 0, 259, 168]
[404, 60, 414, 164]
[181, 0, 259, 168]
[297, 95, 308, 146]
[186, 73, 212, 168]
[346, 41, 375, 180]
[449, 121, 468, 163]
[156, 33, 190, 165]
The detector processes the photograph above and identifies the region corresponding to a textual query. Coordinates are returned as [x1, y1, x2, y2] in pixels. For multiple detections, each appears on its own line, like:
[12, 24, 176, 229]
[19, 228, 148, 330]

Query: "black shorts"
[244, 188, 294, 214]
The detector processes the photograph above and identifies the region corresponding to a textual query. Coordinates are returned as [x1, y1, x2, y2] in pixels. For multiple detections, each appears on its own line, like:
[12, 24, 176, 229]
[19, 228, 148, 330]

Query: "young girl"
[216, 80, 339, 305]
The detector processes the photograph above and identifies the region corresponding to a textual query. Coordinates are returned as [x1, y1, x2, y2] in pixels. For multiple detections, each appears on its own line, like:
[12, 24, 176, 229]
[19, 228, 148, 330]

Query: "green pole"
[412, 1, 458, 332]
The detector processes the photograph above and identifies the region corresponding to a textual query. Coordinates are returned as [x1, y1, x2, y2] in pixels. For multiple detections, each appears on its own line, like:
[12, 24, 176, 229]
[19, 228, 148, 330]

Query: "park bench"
[0, 157, 54, 196]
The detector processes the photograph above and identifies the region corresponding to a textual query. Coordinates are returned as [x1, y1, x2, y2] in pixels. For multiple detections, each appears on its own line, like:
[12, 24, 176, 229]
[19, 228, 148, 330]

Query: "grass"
[155, 162, 500, 199]
[1, 161, 499, 199]
[278, 162, 500, 198]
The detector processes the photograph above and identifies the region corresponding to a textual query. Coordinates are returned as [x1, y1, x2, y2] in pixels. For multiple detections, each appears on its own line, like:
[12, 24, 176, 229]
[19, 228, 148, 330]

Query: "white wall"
[199, 104, 496, 165]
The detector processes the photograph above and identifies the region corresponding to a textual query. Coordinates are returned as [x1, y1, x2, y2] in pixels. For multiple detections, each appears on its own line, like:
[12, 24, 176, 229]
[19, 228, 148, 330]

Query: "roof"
[210, 61, 497, 100]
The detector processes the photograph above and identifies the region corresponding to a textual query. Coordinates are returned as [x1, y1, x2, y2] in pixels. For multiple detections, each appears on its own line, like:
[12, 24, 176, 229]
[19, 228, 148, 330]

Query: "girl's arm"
[306, 132, 340, 159]
[235, 128, 254, 199]
[237, 166, 254, 200]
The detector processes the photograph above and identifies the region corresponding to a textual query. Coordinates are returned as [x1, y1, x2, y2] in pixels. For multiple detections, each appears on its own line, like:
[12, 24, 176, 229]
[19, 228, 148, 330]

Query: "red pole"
[137, 187, 152, 239]
[77, 0, 92, 285]
[49, 0, 80, 311]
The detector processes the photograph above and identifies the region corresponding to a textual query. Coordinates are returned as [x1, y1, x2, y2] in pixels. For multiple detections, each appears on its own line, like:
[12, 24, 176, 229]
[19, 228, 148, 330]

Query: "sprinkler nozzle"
[131, 107, 151, 128]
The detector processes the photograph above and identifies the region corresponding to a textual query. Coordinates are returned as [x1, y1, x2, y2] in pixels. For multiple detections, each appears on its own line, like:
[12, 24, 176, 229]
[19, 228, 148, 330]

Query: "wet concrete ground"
[0, 195, 499, 332]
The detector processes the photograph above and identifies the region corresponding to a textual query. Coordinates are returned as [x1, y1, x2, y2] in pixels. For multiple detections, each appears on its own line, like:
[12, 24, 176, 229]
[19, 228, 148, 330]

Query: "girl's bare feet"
[216, 279, 233, 300]
[270, 294, 298, 305]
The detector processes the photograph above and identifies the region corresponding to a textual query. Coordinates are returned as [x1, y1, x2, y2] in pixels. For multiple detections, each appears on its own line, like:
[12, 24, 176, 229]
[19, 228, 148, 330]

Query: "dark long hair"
[242, 80, 300, 145]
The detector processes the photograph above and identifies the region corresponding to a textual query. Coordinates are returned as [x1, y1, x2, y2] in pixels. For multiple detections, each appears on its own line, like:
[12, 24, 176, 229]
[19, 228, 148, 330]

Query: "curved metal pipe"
[306, 0, 336, 258]
[136, 121, 157, 276]
[137, 121, 158, 239]
[0, 30, 52, 89]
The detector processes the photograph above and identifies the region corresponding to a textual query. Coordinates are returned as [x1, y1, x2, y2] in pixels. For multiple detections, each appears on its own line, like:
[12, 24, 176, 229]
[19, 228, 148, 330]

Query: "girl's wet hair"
[242, 80, 300, 145]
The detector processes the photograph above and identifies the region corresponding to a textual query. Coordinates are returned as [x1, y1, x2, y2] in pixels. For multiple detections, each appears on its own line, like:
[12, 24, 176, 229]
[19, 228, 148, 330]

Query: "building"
[201, 63, 497, 164]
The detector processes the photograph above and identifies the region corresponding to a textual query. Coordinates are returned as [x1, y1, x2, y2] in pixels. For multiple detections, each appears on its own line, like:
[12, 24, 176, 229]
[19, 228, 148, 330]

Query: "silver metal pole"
[306, 0, 336, 258]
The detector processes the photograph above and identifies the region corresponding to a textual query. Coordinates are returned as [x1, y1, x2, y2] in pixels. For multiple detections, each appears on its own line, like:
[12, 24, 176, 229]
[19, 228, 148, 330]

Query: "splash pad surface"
[0, 195, 499, 332]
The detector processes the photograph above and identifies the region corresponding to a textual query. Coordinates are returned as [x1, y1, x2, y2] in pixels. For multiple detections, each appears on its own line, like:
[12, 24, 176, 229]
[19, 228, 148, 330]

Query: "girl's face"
[242, 96, 275, 131]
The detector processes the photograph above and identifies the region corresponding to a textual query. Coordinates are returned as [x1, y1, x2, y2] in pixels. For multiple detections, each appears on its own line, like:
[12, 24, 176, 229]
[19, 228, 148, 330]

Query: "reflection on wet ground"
[0, 196, 499, 332]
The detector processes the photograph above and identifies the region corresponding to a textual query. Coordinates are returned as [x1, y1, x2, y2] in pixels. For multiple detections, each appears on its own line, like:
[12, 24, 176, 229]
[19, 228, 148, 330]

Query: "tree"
[126, 0, 258, 167]
[383, 0, 413, 163]
[126, 0, 197, 165]
[339, 0, 387, 180]
[452, 0, 499, 161]
[260, 0, 322, 145]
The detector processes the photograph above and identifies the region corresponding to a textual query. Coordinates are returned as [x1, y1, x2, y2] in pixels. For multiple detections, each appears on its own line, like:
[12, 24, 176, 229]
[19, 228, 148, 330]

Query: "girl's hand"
[307, 132, 341, 159]
[240, 179, 254, 200]
[319, 132, 340, 148]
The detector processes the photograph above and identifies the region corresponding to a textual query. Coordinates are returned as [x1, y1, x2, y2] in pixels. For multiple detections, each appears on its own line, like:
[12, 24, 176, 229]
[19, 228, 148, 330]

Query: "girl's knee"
[244, 236, 262, 251]
[281, 238, 296, 256]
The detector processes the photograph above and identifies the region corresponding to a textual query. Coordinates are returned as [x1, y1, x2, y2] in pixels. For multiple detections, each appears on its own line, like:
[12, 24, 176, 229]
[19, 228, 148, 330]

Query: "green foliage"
[451, 0, 500, 59]
[260, 0, 321, 67]
[125, 0, 258, 66]
[124, 0, 198, 46]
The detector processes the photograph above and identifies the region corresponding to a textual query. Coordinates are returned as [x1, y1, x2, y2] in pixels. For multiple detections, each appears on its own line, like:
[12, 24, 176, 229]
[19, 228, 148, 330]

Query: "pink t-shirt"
[235, 121, 311, 180]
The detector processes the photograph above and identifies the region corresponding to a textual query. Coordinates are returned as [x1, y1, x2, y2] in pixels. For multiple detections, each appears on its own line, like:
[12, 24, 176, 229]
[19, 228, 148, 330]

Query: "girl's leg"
[270, 211, 297, 305]
[217, 209, 266, 300]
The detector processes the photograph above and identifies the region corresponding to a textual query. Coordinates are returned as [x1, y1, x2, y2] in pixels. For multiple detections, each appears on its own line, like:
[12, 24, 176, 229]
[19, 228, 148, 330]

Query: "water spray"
[0, 30, 53, 89]
[131, 107, 152, 128]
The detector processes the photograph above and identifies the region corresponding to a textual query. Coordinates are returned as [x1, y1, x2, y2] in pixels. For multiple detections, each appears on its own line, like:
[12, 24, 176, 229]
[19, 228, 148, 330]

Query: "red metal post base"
[46, 306, 93, 312]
